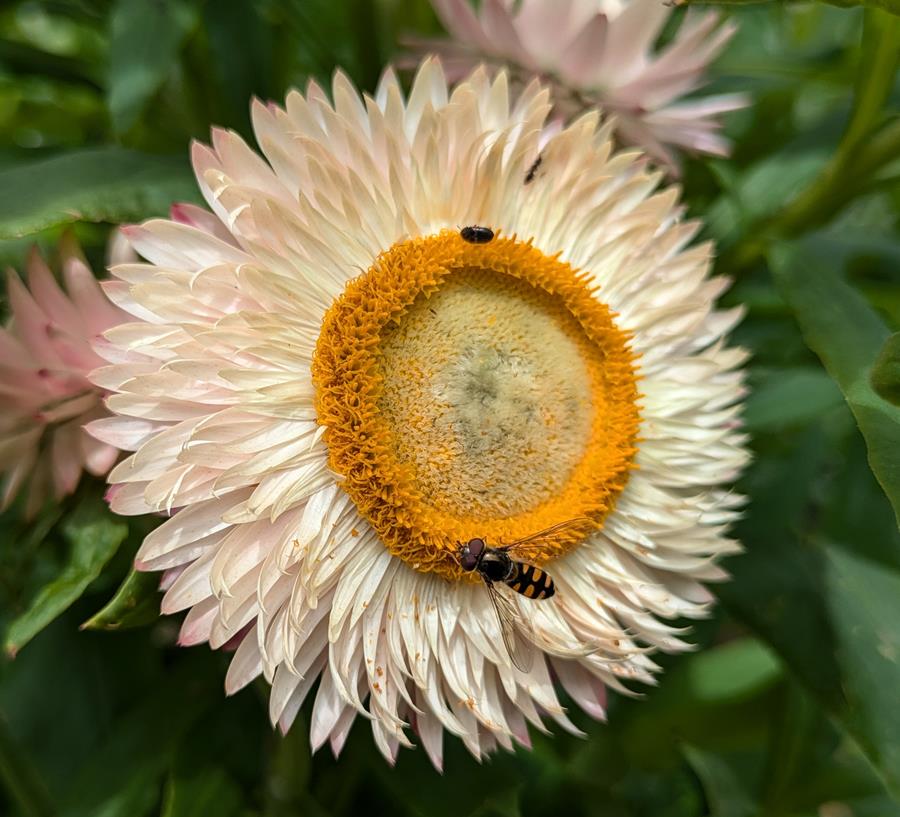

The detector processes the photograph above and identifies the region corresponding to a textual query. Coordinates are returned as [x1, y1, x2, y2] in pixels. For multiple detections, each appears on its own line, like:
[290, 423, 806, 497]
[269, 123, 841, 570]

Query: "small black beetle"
[460, 225, 494, 244]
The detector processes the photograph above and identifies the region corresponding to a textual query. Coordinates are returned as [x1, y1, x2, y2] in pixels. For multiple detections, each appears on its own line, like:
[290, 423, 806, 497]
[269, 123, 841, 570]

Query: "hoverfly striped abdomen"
[506, 563, 555, 599]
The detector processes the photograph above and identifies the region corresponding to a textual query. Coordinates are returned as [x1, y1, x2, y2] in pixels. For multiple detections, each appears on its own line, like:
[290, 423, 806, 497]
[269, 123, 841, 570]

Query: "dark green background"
[0, 1, 899, 815]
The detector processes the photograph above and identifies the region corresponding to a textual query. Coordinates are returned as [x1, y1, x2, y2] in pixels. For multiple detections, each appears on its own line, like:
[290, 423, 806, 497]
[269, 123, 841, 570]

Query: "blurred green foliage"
[0, 0, 898, 815]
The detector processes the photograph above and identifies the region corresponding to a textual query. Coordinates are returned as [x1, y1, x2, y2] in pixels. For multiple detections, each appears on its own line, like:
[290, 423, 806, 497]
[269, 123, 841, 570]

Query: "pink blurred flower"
[408, 0, 747, 171]
[0, 236, 128, 516]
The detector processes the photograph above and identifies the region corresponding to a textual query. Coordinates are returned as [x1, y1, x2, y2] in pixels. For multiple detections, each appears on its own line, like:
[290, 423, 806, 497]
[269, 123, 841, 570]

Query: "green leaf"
[678, 640, 782, 706]
[744, 367, 845, 431]
[839, 11, 900, 158]
[719, 406, 900, 798]
[770, 237, 900, 527]
[81, 567, 160, 631]
[721, 534, 900, 795]
[160, 766, 241, 817]
[108, 0, 199, 134]
[760, 680, 900, 815]
[820, 544, 900, 791]
[0, 713, 55, 817]
[4, 494, 127, 657]
[59, 660, 217, 817]
[0, 148, 200, 239]
[871, 333, 900, 406]
[719, 14, 900, 273]
[682, 746, 758, 817]
[621, 638, 783, 763]
[705, 150, 829, 246]
[823, 430, 900, 569]
[202, 1, 276, 134]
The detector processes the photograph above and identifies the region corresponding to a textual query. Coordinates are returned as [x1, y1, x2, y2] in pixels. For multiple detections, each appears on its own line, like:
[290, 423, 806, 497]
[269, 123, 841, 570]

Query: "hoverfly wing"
[497, 517, 594, 556]
[484, 579, 534, 673]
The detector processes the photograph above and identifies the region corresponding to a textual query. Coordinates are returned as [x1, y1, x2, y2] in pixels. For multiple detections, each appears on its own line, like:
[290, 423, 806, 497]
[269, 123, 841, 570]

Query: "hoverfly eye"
[459, 553, 477, 571]
[467, 538, 485, 558]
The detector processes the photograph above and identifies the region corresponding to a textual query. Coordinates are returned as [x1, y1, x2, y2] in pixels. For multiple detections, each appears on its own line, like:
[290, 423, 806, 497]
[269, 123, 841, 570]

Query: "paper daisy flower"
[0, 237, 127, 516]
[409, 0, 746, 170]
[91, 60, 748, 767]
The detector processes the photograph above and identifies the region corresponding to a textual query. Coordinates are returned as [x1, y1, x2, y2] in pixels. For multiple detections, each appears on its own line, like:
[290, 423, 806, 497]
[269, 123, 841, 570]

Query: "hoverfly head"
[459, 538, 485, 571]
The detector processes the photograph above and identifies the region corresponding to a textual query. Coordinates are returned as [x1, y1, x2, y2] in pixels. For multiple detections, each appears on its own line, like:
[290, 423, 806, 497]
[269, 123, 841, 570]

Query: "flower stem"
[774, 117, 900, 237]
[723, 10, 900, 272]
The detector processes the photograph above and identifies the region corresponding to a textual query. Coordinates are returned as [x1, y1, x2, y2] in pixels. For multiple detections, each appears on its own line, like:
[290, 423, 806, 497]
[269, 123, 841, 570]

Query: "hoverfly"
[457, 519, 590, 672]
[459, 225, 494, 244]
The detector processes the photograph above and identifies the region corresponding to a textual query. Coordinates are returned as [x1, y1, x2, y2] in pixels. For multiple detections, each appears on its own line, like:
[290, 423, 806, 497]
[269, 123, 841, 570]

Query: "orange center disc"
[311, 231, 640, 580]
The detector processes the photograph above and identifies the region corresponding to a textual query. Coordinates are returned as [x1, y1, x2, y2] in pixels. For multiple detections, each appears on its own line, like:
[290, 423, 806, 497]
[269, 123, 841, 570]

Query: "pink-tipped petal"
[0, 240, 128, 514]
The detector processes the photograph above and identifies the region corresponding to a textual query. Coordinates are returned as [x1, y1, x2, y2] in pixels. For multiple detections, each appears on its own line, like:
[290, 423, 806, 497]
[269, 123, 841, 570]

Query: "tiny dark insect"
[457, 518, 589, 671]
[524, 154, 542, 184]
[460, 225, 494, 244]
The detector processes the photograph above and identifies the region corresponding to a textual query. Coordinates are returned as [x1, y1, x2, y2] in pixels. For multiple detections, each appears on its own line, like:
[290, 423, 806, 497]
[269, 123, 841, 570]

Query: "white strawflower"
[90, 60, 748, 767]
[407, 0, 746, 171]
